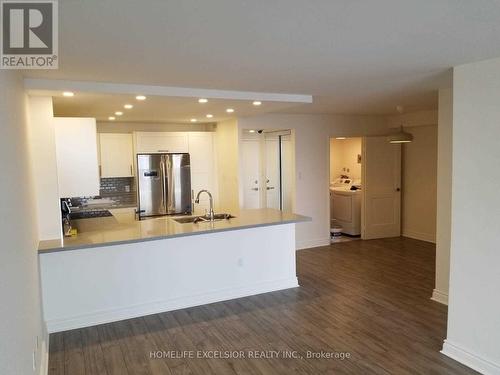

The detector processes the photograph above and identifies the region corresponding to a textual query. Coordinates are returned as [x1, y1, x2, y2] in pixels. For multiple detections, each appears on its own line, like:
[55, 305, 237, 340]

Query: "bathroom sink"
[173, 213, 235, 224]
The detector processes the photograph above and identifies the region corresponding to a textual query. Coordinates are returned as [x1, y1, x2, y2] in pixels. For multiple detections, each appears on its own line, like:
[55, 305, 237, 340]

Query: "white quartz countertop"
[38, 208, 311, 253]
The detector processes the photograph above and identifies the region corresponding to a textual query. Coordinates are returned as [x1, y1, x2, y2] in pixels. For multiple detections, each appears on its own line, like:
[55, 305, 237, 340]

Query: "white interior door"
[280, 134, 293, 212]
[264, 136, 280, 209]
[362, 136, 401, 239]
[241, 139, 261, 208]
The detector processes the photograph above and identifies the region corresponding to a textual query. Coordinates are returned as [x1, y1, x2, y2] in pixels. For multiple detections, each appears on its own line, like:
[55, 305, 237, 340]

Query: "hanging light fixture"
[388, 126, 413, 143]
[388, 105, 413, 143]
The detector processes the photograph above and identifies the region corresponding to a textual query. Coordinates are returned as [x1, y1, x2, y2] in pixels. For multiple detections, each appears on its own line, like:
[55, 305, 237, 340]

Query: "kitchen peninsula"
[38, 208, 309, 333]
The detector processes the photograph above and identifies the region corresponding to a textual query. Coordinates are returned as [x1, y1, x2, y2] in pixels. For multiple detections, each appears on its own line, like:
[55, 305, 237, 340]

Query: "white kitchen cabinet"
[99, 133, 134, 177]
[54, 117, 100, 198]
[134, 132, 188, 153]
[188, 132, 217, 211]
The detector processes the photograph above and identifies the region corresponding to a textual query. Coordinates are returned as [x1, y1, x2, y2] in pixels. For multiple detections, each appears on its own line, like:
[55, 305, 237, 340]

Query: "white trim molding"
[39, 340, 48, 375]
[296, 237, 331, 250]
[442, 339, 500, 375]
[431, 289, 449, 305]
[45, 277, 298, 333]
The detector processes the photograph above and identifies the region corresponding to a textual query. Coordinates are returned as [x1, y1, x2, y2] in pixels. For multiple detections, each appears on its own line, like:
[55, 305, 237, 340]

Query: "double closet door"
[241, 131, 293, 211]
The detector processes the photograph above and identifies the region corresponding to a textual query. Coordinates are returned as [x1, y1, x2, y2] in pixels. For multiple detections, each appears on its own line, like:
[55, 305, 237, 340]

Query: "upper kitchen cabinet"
[54, 117, 100, 198]
[134, 132, 188, 153]
[99, 133, 134, 177]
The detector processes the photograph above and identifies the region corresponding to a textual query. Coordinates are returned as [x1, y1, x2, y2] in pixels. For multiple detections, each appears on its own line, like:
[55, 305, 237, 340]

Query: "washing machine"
[330, 178, 362, 236]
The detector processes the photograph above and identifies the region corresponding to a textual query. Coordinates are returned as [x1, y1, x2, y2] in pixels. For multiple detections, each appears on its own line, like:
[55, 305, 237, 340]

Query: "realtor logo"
[1, 0, 58, 69]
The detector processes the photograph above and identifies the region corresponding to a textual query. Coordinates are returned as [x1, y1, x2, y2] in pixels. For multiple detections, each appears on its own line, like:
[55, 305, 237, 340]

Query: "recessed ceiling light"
[198, 98, 208, 103]
[115, 111, 123, 116]
[108, 116, 116, 121]
[62, 91, 74, 97]
[124, 104, 133, 109]
[336, 137, 346, 140]
[252, 101, 262, 106]
[206, 114, 213, 118]
[226, 108, 234, 113]
[249, 130, 256, 133]
[135, 95, 146, 101]
[190, 118, 197, 123]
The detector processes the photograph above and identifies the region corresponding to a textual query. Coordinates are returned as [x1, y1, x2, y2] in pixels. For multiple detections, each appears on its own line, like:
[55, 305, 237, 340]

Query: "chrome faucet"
[195, 190, 215, 221]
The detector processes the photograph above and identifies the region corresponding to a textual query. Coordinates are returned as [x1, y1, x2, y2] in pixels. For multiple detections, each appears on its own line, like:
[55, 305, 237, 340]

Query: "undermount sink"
[173, 213, 235, 224]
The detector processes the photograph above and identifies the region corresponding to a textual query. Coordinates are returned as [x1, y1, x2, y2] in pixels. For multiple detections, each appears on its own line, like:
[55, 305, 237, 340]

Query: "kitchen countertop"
[38, 208, 311, 253]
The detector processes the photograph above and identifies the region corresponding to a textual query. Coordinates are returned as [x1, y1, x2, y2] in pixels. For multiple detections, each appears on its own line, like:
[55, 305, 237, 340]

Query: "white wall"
[238, 114, 390, 249]
[330, 137, 362, 181]
[0, 72, 47, 375]
[401, 125, 438, 243]
[385, 109, 438, 128]
[434, 88, 453, 305]
[442, 58, 500, 374]
[27, 96, 62, 240]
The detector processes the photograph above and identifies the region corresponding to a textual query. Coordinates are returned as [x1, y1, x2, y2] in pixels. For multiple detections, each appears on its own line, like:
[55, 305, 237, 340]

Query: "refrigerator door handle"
[160, 157, 167, 213]
[166, 155, 175, 213]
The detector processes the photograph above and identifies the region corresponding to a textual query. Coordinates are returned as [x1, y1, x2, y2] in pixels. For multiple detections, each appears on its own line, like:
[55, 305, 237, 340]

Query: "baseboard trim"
[296, 237, 331, 250]
[431, 289, 449, 305]
[39, 340, 48, 375]
[442, 339, 500, 375]
[402, 230, 436, 243]
[45, 277, 299, 333]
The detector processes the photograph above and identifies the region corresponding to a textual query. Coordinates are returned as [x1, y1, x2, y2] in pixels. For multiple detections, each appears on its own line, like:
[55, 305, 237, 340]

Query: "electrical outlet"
[237, 258, 244, 267]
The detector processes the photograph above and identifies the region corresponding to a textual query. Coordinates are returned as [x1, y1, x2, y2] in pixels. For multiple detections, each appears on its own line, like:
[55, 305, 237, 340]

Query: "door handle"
[251, 187, 259, 191]
[396, 188, 401, 192]
[160, 160, 167, 211]
[266, 186, 275, 190]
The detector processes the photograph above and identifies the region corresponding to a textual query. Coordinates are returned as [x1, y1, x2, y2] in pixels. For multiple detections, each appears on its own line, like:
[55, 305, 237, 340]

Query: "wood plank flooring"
[48, 237, 477, 374]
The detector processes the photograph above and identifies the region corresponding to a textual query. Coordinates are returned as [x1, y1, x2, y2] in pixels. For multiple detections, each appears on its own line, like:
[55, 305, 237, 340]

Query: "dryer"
[330, 178, 361, 236]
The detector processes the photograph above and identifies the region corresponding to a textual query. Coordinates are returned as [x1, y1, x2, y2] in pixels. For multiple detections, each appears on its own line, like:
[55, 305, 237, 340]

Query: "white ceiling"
[24, 0, 500, 114]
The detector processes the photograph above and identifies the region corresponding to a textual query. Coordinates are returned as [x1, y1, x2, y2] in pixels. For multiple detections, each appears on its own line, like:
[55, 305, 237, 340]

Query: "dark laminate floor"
[48, 237, 478, 375]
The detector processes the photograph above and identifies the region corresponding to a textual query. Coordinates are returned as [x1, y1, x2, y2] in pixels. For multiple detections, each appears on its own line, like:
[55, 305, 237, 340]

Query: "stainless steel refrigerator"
[137, 153, 192, 218]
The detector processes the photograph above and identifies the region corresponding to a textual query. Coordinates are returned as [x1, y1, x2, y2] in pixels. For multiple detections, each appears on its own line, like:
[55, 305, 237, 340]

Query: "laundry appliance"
[330, 177, 362, 236]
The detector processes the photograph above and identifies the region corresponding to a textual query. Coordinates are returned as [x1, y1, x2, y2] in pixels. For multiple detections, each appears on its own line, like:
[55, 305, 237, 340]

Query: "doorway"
[241, 130, 293, 211]
[329, 137, 363, 242]
[329, 136, 402, 242]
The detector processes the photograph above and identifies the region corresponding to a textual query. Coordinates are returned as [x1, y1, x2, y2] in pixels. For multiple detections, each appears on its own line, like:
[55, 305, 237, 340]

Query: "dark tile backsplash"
[99, 177, 137, 206]
[69, 177, 137, 209]
[99, 177, 134, 194]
